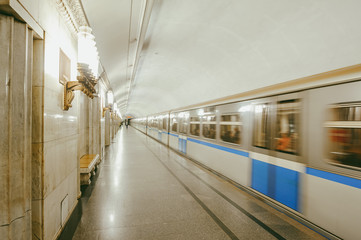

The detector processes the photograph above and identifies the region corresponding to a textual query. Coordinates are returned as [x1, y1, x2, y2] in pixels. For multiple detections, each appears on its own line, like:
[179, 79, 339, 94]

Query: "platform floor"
[72, 127, 326, 240]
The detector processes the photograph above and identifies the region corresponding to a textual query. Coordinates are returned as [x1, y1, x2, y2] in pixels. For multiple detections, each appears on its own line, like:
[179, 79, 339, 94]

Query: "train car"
[168, 112, 188, 154]
[131, 117, 147, 134]
[132, 80, 361, 240]
[142, 113, 169, 145]
[158, 113, 169, 145]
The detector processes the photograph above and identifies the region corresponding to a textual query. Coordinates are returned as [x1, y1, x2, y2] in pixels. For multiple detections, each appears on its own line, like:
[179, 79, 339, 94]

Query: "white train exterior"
[131, 80, 361, 240]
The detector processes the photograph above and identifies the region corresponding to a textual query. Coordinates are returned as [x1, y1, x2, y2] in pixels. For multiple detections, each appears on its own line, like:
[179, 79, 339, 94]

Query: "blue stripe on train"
[251, 160, 268, 196]
[306, 167, 361, 189]
[187, 138, 249, 157]
[252, 159, 299, 211]
[275, 166, 299, 211]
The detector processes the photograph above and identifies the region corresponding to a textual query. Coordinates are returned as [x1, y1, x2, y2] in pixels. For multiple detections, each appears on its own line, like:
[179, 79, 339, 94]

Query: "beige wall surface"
[28, 0, 79, 239]
[0, 15, 33, 240]
[41, 4, 79, 240]
[1, 0, 116, 239]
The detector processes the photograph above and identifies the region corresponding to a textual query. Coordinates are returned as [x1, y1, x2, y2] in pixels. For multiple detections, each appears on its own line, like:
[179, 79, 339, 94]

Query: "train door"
[250, 98, 273, 198]
[250, 93, 304, 211]
[271, 92, 304, 211]
[160, 114, 168, 145]
[157, 116, 162, 141]
[178, 112, 189, 154]
[169, 113, 179, 150]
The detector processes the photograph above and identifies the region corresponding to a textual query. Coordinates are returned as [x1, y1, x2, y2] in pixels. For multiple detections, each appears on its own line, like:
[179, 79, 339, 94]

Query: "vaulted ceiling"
[82, 0, 361, 118]
[81, 0, 152, 117]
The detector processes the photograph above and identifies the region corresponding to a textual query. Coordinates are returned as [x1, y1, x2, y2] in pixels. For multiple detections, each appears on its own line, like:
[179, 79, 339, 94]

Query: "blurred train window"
[253, 104, 270, 148]
[171, 116, 178, 132]
[179, 113, 189, 134]
[190, 117, 200, 136]
[220, 114, 241, 144]
[202, 115, 216, 139]
[326, 102, 361, 169]
[179, 119, 186, 134]
[275, 100, 300, 155]
[158, 118, 162, 130]
[163, 117, 167, 130]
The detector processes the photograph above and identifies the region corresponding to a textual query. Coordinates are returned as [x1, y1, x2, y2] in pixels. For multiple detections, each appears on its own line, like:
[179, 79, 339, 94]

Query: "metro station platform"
[72, 127, 326, 240]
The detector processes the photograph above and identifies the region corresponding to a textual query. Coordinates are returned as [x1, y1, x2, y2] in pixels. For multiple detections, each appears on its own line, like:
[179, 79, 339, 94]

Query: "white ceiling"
[82, 0, 361, 118]
[81, 0, 151, 116]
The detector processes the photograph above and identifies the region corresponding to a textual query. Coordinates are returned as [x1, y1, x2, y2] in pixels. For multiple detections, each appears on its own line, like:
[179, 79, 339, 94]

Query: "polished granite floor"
[72, 127, 327, 240]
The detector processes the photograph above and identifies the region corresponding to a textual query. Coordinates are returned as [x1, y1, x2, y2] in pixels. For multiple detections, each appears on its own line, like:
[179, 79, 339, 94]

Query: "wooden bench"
[80, 154, 99, 185]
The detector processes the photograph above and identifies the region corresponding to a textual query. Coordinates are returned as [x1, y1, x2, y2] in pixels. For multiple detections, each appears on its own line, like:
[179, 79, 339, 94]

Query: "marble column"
[93, 93, 101, 159]
[31, 38, 44, 239]
[88, 98, 93, 154]
[78, 95, 90, 157]
[0, 15, 33, 240]
[105, 109, 110, 146]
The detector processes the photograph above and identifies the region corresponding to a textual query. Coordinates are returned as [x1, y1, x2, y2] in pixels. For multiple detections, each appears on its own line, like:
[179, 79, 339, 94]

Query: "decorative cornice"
[56, 0, 88, 34]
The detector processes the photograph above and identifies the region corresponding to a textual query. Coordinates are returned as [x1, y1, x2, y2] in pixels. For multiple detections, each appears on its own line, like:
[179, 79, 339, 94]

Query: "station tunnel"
[1, 0, 361, 239]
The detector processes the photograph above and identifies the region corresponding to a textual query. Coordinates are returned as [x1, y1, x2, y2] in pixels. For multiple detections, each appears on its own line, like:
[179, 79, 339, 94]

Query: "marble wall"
[1, 1, 113, 239]
[31, 0, 79, 239]
[0, 15, 33, 240]
[41, 15, 79, 240]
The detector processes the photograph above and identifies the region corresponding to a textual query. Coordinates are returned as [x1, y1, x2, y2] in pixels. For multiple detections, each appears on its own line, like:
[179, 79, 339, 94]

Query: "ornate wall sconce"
[102, 106, 112, 118]
[64, 26, 100, 110]
[64, 63, 98, 110]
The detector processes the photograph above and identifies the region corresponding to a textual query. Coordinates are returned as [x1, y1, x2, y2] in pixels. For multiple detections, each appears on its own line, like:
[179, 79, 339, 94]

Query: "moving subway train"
[131, 80, 361, 240]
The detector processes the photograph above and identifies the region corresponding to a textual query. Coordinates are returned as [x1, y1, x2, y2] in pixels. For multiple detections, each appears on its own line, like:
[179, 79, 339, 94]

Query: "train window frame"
[325, 102, 361, 170]
[220, 113, 242, 145]
[153, 118, 157, 129]
[274, 99, 300, 156]
[189, 116, 201, 137]
[178, 112, 189, 135]
[162, 116, 167, 131]
[170, 114, 178, 133]
[148, 117, 152, 129]
[202, 114, 217, 140]
[157, 116, 162, 131]
[271, 93, 303, 163]
[252, 102, 271, 149]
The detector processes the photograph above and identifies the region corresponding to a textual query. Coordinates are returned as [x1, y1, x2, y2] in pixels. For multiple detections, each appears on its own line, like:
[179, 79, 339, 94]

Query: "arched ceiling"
[82, 0, 361, 118]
